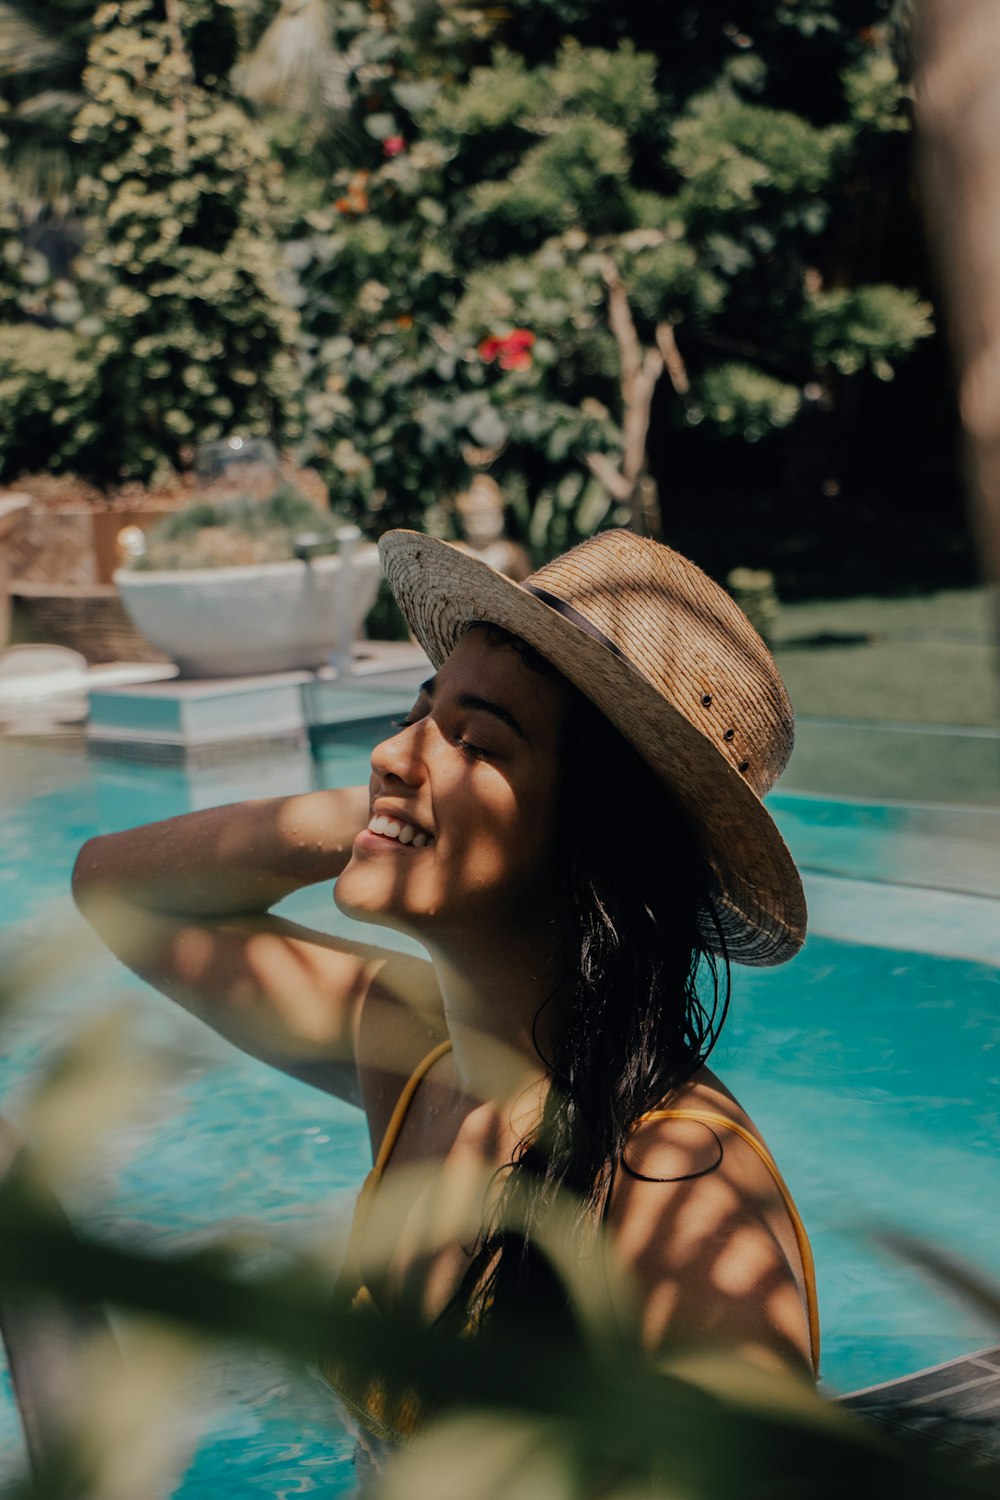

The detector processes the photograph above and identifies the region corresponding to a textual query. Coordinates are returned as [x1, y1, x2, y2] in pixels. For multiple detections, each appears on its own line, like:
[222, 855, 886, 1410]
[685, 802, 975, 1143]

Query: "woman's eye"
[389, 704, 428, 730]
[389, 715, 488, 760]
[454, 735, 489, 761]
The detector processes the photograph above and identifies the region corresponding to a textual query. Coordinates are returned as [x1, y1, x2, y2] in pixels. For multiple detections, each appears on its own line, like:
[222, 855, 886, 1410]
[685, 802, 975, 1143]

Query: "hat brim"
[379, 531, 806, 966]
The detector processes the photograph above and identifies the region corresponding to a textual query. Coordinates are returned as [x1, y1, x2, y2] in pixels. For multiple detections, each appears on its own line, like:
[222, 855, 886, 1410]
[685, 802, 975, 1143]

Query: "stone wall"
[7, 507, 98, 586]
[11, 583, 169, 664]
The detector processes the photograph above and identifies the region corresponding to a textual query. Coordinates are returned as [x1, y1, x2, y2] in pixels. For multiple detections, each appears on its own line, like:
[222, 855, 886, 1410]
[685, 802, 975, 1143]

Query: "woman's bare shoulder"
[608, 1069, 813, 1376]
[621, 1067, 760, 1177]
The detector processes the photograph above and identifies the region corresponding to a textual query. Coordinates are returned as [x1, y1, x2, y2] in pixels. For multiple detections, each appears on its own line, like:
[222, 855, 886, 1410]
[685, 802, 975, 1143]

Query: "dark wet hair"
[450, 626, 731, 1335]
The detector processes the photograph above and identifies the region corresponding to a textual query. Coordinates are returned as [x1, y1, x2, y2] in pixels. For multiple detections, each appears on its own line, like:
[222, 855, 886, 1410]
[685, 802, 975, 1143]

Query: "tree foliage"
[0, 0, 95, 207]
[275, 0, 933, 551]
[70, 0, 301, 480]
[0, 322, 101, 473]
[0, 0, 300, 485]
[0, 0, 942, 575]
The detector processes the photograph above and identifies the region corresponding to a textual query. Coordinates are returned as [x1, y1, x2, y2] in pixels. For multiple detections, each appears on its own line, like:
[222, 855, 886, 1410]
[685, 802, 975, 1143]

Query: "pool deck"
[803, 872, 999, 967]
[1, 579, 996, 787]
[0, 641, 433, 766]
[842, 1342, 1000, 1466]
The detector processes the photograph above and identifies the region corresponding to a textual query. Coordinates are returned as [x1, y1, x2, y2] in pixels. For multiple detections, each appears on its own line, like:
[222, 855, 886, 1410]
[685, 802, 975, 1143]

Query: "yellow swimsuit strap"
[639, 1108, 821, 1373]
[371, 1039, 454, 1180]
[338, 1039, 454, 1301]
[322, 1040, 456, 1443]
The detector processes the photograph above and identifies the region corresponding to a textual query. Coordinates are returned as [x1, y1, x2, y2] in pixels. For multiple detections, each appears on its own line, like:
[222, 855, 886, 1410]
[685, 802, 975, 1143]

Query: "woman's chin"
[333, 865, 422, 933]
[333, 871, 384, 925]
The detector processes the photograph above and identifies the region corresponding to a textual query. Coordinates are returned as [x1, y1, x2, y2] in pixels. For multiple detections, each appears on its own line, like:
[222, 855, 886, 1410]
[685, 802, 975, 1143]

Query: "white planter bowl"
[114, 546, 383, 677]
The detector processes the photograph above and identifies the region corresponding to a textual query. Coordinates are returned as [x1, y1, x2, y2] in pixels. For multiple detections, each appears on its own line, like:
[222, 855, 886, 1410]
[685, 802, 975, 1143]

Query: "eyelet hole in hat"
[738, 759, 750, 773]
[723, 728, 735, 741]
[701, 693, 712, 707]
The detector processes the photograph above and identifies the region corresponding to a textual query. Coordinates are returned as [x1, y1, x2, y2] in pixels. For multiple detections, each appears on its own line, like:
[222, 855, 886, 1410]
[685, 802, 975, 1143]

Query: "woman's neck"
[427, 924, 568, 1108]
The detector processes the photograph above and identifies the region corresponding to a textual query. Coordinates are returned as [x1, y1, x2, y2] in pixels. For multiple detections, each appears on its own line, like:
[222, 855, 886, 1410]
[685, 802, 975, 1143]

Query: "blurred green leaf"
[0, 1177, 994, 1499]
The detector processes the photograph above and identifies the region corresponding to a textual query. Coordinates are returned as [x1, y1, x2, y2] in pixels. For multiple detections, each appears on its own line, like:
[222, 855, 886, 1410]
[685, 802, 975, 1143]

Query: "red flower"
[382, 135, 406, 157]
[478, 328, 536, 370]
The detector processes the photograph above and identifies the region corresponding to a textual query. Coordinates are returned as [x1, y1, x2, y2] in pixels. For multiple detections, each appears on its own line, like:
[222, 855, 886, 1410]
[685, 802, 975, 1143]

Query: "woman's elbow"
[71, 836, 138, 947]
[71, 836, 102, 911]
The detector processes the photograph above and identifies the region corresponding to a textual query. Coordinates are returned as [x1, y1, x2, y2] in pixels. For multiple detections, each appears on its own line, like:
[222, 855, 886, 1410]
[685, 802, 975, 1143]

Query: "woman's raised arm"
[71, 789, 442, 1104]
[72, 787, 371, 919]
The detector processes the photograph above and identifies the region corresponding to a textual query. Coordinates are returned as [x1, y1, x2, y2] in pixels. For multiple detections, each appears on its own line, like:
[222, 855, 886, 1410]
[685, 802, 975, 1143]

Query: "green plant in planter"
[128, 486, 346, 571]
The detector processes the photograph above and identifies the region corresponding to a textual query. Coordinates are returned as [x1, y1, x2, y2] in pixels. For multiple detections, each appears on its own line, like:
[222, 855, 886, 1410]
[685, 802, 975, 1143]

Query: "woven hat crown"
[526, 531, 794, 800]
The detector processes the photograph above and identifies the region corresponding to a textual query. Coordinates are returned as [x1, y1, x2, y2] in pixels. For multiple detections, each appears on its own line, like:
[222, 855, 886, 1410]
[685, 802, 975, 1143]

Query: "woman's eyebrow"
[422, 681, 530, 744]
[421, 676, 528, 742]
[457, 693, 529, 742]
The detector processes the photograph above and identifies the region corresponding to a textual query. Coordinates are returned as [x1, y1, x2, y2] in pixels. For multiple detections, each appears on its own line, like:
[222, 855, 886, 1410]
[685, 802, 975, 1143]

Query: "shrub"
[69, 0, 301, 483]
[0, 324, 103, 480]
[128, 485, 346, 570]
[279, 8, 934, 555]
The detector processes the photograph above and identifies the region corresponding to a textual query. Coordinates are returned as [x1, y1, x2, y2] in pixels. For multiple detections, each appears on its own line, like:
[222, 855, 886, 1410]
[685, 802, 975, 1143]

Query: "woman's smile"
[356, 816, 433, 851]
[359, 805, 435, 849]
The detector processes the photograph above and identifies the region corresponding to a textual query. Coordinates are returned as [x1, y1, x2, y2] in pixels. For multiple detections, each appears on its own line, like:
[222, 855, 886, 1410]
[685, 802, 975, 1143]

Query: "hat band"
[523, 583, 630, 665]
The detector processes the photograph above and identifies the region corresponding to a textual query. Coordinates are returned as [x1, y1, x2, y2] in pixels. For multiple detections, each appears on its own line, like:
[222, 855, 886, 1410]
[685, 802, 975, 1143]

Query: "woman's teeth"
[368, 815, 430, 847]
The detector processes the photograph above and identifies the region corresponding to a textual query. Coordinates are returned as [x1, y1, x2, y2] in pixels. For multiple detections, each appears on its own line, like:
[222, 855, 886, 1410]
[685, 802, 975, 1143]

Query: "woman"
[73, 527, 818, 1460]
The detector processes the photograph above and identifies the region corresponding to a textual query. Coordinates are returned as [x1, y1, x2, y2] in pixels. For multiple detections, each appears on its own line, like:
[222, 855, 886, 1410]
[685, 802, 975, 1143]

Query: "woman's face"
[335, 628, 574, 945]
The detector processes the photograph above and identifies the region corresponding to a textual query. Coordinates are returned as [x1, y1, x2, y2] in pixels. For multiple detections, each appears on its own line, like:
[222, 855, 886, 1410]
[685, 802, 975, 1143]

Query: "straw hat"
[378, 528, 806, 966]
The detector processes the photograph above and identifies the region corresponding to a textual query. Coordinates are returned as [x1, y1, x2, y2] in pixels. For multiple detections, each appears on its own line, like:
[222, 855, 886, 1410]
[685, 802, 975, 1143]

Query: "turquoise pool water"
[1, 734, 998, 1495]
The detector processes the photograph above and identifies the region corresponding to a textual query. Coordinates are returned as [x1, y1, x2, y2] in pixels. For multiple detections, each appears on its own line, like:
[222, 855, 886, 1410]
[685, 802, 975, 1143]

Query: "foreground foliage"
[0, 943, 997, 1499]
[1, 1123, 996, 1500]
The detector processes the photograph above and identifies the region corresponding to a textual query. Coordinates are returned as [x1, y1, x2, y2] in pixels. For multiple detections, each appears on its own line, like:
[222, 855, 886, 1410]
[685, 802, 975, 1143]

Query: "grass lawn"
[769, 586, 999, 806]
[772, 587, 999, 729]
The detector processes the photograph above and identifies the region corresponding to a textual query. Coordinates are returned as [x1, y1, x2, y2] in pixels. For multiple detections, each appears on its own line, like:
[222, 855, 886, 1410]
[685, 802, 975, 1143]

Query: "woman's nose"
[370, 719, 425, 786]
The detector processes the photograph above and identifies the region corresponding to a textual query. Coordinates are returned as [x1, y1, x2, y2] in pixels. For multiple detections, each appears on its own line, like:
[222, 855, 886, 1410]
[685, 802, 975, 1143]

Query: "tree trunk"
[585, 256, 685, 541]
[912, 0, 1000, 595]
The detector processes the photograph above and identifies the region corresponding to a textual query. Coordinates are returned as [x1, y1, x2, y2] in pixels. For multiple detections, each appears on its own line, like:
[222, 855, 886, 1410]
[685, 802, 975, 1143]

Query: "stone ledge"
[87, 729, 308, 768]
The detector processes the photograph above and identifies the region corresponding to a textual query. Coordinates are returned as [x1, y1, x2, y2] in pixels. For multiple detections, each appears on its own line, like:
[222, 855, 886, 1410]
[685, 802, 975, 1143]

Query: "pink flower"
[478, 329, 536, 370]
[382, 135, 406, 157]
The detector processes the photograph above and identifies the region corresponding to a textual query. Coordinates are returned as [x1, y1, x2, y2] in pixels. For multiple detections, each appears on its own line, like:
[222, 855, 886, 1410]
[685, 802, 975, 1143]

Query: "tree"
[913, 0, 1000, 587]
[0, 0, 93, 357]
[0, 0, 955, 581]
[0, 0, 303, 486]
[0, 0, 95, 209]
[64, 0, 302, 481]
[255, 0, 935, 568]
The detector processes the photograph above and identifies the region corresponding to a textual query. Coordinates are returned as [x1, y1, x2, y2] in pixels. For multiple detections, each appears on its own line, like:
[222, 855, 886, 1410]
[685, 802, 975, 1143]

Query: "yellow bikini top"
[320, 1040, 820, 1444]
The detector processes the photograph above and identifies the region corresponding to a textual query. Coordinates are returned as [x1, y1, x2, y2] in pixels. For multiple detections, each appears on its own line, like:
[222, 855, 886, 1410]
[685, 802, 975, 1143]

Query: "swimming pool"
[1, 732, 998, 1495]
